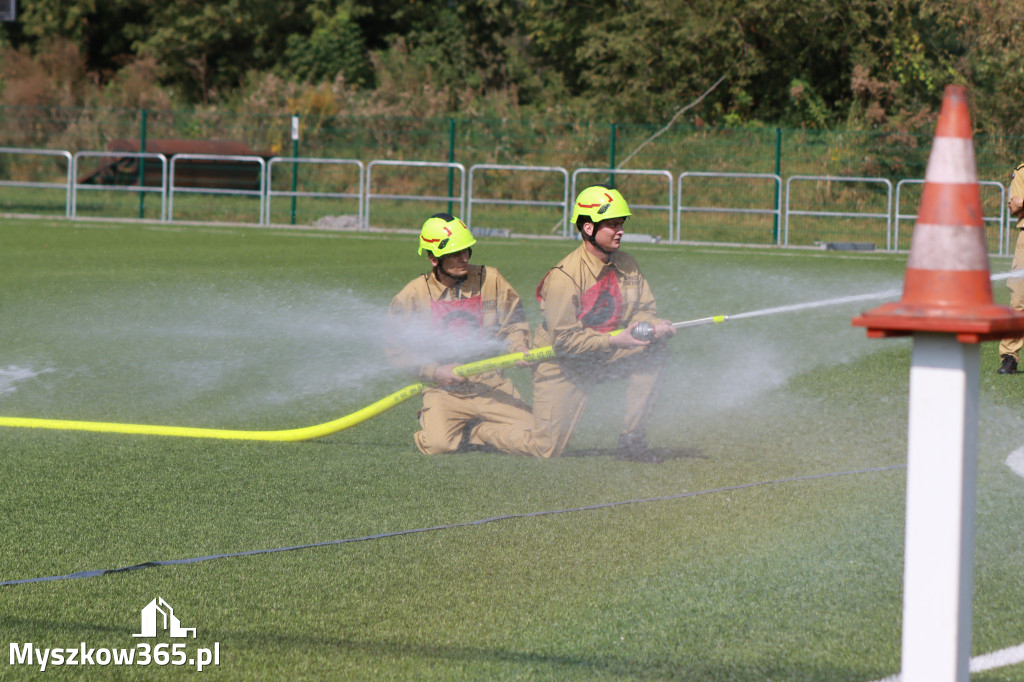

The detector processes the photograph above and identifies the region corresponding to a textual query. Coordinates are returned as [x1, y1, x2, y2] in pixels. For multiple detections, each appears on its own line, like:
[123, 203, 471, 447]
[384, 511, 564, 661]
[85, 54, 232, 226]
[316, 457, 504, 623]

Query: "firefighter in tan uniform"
[480, 186, 676, 462]
[389, 213, 534, 454]
[998, 163, 1024, 374]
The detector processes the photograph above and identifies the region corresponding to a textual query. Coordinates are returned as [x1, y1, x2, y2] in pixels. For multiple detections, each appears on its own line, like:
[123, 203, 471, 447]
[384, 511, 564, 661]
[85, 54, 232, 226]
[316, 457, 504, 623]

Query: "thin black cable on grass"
[0, 465, 904, 587]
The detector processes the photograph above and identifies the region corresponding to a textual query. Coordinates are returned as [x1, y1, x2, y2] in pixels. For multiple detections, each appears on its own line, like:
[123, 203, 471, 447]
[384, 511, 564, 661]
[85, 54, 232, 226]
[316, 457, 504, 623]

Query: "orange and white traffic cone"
[853, 84, 1024, 682]
[852, 84, 1024, 342]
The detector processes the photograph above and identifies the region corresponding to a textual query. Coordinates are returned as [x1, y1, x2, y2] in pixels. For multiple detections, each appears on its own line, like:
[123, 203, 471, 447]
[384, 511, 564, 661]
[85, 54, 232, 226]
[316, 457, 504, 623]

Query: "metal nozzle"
[631, 321, 655, 341]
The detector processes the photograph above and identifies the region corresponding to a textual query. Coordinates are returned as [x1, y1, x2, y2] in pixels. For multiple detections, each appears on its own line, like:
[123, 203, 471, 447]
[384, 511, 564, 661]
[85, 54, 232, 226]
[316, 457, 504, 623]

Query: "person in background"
[997, 163, 1024, 374]
[388, 213, 534, 454]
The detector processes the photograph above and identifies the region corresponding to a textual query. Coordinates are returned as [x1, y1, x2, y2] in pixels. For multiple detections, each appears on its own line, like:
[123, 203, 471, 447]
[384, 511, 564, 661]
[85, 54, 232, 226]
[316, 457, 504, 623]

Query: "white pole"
[900, 332, 979, 682]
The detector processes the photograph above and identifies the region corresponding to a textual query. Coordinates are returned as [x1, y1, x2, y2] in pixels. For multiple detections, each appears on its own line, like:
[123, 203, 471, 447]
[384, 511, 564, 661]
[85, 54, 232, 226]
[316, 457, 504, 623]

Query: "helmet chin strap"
[585, 223, 614, 256]
[434, 262, 468, 283]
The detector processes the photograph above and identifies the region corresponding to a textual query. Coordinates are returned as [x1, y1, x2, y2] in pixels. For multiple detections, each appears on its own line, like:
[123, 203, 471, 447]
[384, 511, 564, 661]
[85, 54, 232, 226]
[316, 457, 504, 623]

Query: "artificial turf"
[1, 218, 1023, 680]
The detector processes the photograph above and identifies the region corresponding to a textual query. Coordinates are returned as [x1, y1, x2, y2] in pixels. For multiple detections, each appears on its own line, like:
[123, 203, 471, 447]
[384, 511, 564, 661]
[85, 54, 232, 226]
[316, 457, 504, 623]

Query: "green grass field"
[2, 217, 1023, 680]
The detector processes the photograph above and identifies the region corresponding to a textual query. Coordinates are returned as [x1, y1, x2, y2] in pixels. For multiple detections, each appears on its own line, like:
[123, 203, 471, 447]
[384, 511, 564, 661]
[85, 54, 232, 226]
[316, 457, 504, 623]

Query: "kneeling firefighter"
[387, 213, 534, 455]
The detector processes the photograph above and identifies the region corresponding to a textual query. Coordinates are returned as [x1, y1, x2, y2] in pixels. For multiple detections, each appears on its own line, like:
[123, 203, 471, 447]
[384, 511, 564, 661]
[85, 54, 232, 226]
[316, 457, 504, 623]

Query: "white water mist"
[1, 282, 511, 422]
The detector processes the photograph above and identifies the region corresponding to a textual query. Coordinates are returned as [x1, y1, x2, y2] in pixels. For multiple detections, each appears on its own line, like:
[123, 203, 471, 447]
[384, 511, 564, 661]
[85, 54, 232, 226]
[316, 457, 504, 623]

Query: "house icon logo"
[132, 597, 197, 639]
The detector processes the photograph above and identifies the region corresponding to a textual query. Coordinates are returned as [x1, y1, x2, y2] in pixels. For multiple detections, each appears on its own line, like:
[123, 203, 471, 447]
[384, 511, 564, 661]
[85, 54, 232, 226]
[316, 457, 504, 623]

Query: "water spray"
[0, 286, 906, 442]
[6, 260, 1019, 443]
[0, 331, 658, 441]
[629, 286, 911, 342]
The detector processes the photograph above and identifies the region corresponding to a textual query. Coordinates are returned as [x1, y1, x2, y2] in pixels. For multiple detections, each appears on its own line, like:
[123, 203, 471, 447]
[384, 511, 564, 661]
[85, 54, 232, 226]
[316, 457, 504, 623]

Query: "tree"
[282, 6, 370, 86]
[130, 1, 306, 103]
[2, 0, 1024, 136]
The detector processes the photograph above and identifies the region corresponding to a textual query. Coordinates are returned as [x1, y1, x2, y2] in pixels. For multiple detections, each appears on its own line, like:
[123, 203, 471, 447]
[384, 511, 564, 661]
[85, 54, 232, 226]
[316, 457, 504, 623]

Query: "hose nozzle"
[632, 315, 730, 341]
[631, 321, 656, 341]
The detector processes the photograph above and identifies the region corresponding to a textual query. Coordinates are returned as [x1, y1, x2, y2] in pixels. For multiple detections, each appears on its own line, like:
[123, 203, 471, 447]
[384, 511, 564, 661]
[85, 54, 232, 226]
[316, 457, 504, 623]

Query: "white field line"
[970, 643, 1024, 673]
[1007, 446, 1024, 479]
[870, 642, 1024, 681]
[267, 231, 341, 239]
[870, 451, 1024, 681]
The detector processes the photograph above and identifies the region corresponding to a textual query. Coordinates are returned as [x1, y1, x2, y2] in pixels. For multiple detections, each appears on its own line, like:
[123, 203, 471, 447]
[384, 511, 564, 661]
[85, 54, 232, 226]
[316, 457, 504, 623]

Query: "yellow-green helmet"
[571, 185, 631, 227]
[418, 213, 477, 256]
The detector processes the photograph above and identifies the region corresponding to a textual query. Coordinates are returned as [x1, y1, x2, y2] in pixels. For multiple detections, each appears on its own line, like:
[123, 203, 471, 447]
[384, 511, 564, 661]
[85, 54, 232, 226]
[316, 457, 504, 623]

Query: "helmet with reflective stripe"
[571, 185, 631, 228]
[418, 213, 477, 256]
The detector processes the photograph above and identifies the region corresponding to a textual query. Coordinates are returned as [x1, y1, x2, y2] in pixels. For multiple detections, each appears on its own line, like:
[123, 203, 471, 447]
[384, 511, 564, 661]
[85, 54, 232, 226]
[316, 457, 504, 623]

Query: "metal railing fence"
[571, 168, 674, 241]
[677, 172, 783, 246]
[784, 176, 893, 249]
[0, 145, 1019, 256]
[895, 179, 1008, 256]
[70, 151, 168, 221]
[167, 154, 267, 224]
[467, 164, 569, 237]
[365, 160, 466, 231]
[0, 147, 73, 218]
[3, 104, 1022, 184]
[266, 157, 364, 228]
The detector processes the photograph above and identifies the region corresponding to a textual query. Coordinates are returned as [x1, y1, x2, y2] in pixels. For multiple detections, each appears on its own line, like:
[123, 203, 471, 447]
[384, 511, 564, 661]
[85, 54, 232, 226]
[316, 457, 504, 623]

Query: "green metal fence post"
[137, 109, 147, 219]
[773, 127, 782, 244]
[447, 118, 456, 215]
[290, 114, 299, 225]
[608, 122, 618, 187]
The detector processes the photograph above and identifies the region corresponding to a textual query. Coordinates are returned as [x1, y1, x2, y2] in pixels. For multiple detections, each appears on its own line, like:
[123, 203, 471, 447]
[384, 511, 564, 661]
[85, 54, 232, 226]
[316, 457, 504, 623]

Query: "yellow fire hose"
[0, 346, 558, 442]
[0, 316, 731, 442]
